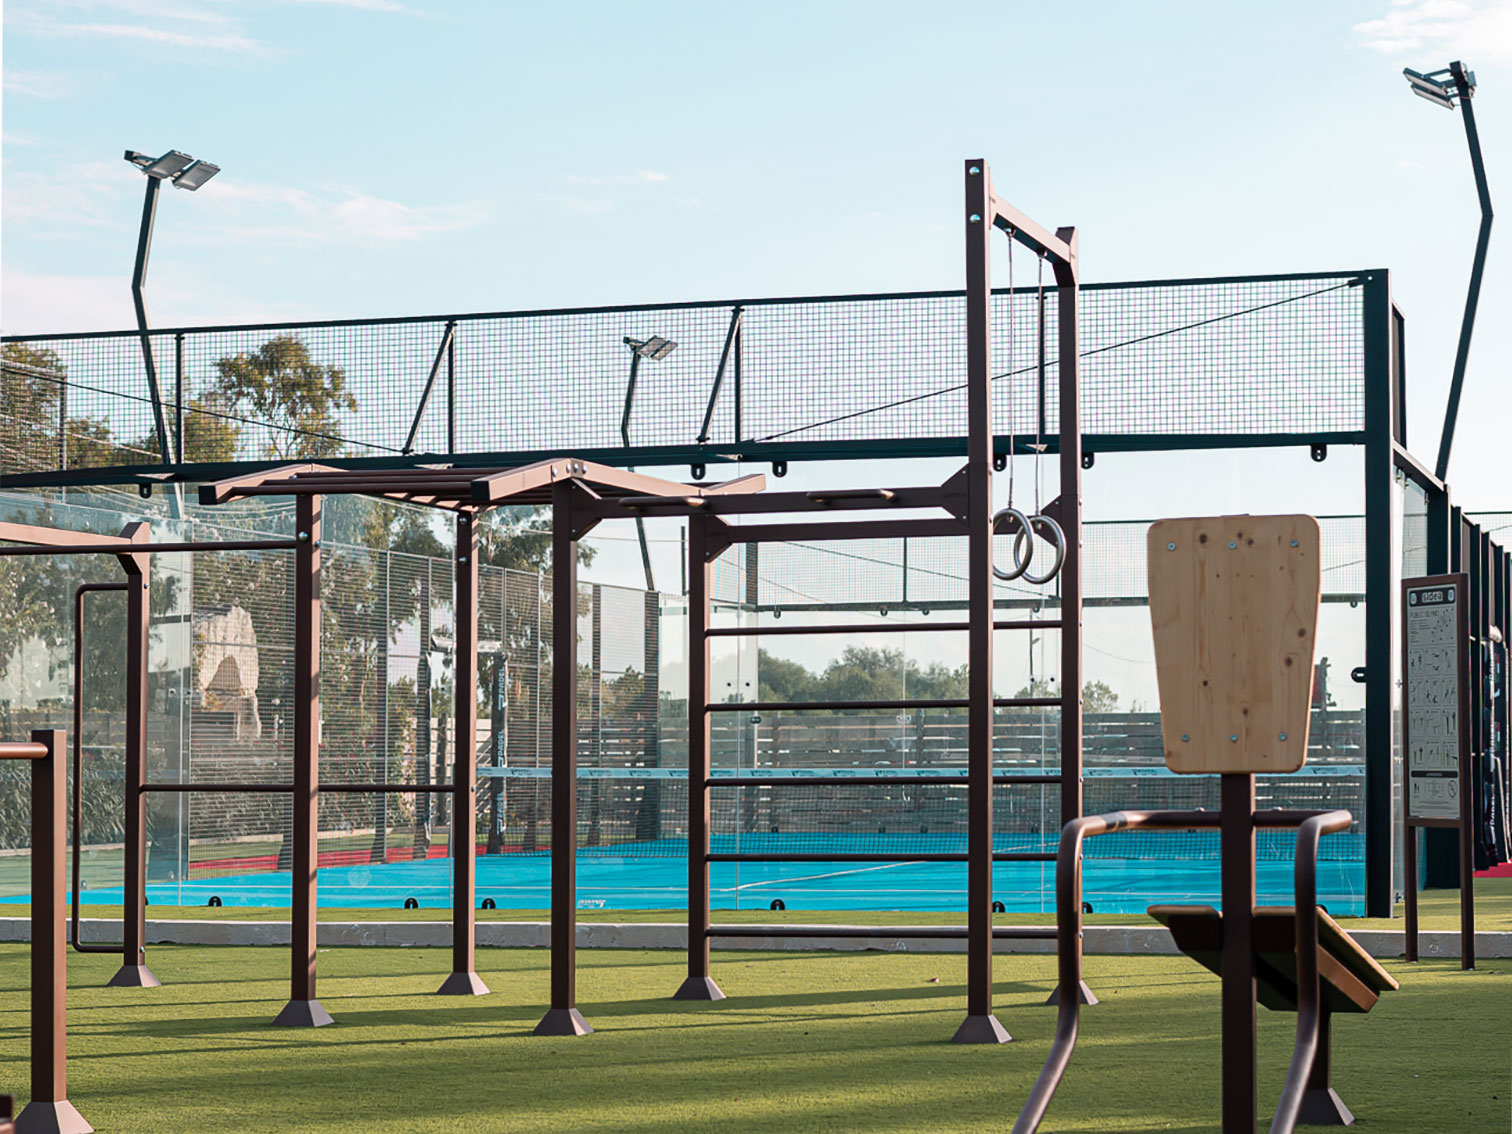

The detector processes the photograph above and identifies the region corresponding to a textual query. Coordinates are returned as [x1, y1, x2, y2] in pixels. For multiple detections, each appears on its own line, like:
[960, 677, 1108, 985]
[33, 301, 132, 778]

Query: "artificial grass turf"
[0, 945, 1506, 1133]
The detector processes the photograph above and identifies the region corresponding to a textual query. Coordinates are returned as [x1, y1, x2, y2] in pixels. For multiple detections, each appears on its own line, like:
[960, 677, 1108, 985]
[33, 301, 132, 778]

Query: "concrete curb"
[1, 918, 1506, 959]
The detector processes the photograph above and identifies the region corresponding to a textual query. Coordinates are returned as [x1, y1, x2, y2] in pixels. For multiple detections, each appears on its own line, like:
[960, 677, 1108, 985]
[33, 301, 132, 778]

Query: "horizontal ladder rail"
[705, 619, 1063, 637]
[707, 925, 1058, 940]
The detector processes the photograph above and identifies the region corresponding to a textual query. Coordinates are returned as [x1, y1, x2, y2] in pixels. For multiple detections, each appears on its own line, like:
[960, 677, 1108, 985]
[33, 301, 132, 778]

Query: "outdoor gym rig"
[634, 160, 1087, 1041]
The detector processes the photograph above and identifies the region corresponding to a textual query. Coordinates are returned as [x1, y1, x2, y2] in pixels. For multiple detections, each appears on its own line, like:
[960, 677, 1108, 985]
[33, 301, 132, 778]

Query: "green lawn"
[1, 945, 1506, 1133]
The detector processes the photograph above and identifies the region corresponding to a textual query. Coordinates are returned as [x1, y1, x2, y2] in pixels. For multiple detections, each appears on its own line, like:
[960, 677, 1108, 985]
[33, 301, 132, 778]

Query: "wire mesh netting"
[0, 487, 1372, 914]
[2, 272, 1368, 478]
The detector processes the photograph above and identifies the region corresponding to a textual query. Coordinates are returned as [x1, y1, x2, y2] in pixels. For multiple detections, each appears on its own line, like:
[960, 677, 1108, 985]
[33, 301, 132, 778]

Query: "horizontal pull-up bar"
[0, 742, 48, 760]
[709, 852, 968, 863]
[0, 538, 300, 557]
[707, 925, 1058, 940]
[703, 619, 1063, 637]
[141, 781, 458, 793]
[703, 696, 1064, 712]
[704, 774, 1066, 788]
[989, 193, 1074, 266]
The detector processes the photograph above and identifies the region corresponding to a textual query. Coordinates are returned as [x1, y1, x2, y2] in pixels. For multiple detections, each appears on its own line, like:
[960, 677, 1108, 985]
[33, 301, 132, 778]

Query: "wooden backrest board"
[1147, 515, 1320, 774]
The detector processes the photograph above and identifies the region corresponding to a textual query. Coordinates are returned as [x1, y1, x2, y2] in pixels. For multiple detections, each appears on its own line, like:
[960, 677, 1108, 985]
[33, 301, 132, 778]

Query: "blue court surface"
[37, 845, 1364, 916]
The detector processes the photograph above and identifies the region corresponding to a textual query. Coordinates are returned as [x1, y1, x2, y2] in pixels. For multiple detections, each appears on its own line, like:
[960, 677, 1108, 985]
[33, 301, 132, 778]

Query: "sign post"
[1401, 572, 1475, 968]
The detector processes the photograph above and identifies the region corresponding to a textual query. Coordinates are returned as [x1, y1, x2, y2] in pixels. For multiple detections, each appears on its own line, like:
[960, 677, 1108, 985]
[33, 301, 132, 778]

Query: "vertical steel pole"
[1046, 227, 1095, 1009]
[535, 481, 592, 1035]
[130, 176, 171, 465]
[954, 159, 1007, 1044]
[17, 729, 91, 1134]
[674, 514, 724, 1000]
[108, 523, 158, 989]
[274, 494, 331, 1026]
[1362, 270, 1396, 918]
[173, 333, 185, 465]
[439, 513, 488, 995]
[1220, 773, 1258, 1134]
[446, 324, 458, 456]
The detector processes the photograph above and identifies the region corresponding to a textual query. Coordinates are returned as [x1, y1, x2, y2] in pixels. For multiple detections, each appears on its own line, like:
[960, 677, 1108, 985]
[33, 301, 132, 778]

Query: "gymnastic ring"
[1021, 513, 1065, 586]
[991, 506, 1034, 581]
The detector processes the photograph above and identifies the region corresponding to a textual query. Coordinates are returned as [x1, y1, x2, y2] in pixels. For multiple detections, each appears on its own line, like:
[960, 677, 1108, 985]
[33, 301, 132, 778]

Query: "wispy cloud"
[1354, 0, 1512, 63]
[280, 0, 421, 12]
[2, 161, 129, 229]
[2, 69, 73, 98]
[565, 170, 671, 186]
[9, 1, 268, 55]
[207, 179, 489, 244]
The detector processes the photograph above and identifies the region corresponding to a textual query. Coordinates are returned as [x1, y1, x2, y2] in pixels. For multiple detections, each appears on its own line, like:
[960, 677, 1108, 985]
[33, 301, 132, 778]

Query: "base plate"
[533, 1007, 593, 1036]
[671, 976, 727, 1001]
[1044, 980, 1099, 1007]
[435, 971, 491, 996]
[15, 1099, 94, 1134]
[105, 963, 160, 989]
[272, 998, 335, 1028]
[951, 1013, 1012, 1044]
[1298, 1086, 1355, 1126]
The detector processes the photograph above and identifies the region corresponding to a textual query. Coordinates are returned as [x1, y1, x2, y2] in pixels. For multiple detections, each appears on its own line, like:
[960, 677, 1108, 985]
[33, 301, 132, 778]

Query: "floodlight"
[172, 160, 220, 191]
[623, 335, 679, 361]
[1404, 68, 1456, 109]
[142, 150, 196, 179]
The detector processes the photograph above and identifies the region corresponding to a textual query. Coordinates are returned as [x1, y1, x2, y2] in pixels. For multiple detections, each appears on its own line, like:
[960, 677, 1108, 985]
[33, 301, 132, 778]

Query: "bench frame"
[1011, 773, 1368, 1134]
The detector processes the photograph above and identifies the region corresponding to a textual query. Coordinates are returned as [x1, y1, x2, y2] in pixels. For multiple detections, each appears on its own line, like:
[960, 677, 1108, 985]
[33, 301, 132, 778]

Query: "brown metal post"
[274, 494, 332, 1027]
[953, 159, 1008, 1044]
[1044, 227, 1095, 1010]
[16, 729, 92, 1134]
[1220, 773, 1257, 1134]
[534, 480, 592, 1035]
[439, 513, 489, 995]
[674, 514, 724, 1001]
[108, 522, 158, 989]
[1404, 823, 1419, 962]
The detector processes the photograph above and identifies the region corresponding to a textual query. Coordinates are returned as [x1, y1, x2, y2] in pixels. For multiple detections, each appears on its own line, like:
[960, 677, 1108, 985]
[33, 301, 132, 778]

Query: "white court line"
[727, 861, 934, 892]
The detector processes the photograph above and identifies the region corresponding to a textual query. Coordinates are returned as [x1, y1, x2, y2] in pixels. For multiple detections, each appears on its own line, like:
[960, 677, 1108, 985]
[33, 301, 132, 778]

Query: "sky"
[3, 0, 1510, 704]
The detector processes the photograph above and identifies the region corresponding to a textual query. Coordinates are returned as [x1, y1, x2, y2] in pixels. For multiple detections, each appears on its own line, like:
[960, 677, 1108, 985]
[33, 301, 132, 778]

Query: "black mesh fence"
[3, 272, 1368, 478]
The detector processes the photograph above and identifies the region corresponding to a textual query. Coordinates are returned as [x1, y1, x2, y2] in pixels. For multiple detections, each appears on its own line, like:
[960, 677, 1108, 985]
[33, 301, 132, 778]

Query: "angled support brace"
[697, 306, 743, 444]
[402, 321, 457, 455]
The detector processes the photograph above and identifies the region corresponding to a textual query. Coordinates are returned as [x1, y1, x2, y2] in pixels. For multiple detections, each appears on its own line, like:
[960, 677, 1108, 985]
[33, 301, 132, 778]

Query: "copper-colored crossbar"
[704, 619, 1062, 637]
[0, 742, 48, 760]
[705, 774, 1063, 787]
[708, 925, 1058, 940]
[0, 538, 300, 556]
[704, 696, 1061, 711]
[716, 518, 964, 545]
[709, 852, 968, 863]
[141, 781, 455, 793]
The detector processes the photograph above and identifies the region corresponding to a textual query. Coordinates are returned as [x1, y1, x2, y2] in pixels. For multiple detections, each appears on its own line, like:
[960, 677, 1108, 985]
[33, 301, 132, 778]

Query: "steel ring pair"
[990, 507, 1065, 585]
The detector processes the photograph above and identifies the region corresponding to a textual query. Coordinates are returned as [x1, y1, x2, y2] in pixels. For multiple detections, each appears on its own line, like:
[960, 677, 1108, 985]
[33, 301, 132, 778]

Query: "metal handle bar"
[1270, 809, 1354, 1134]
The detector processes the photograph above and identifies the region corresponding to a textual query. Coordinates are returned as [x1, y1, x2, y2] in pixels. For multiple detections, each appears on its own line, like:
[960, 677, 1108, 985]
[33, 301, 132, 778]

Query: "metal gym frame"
[197, 458, 764, 1036]
[613, 159, 1086, 1042]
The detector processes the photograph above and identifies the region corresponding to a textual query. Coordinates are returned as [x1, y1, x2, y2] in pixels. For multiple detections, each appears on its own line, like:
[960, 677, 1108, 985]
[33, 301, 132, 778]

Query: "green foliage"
[757, 646, 968, 708]
[2, 342, 129, 469]
[210, 335, 356, 459]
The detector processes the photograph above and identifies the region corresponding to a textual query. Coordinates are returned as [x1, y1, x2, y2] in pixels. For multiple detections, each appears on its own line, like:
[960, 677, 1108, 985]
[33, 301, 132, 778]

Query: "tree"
[210, 335, 356, 460]
[1082, 680, 1120, 714]
[2, 343, 125, 471]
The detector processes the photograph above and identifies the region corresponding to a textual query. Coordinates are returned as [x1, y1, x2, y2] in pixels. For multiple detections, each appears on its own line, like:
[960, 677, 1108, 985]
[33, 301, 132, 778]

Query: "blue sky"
[4, 0, 1509, 702]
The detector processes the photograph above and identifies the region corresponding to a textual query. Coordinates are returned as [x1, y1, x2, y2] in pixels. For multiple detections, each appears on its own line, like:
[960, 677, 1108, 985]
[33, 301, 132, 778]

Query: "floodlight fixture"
[172, 160, 221, 192]
[624, 335, 679, 361]
[122, 145, 225, 467]
[1397, 61, 1493, 483]
[1404, 68, 1458, 110]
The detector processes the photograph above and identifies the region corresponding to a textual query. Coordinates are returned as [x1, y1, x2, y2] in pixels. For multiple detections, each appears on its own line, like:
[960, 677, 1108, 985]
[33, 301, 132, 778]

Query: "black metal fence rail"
[2, 270, 1371, 485]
